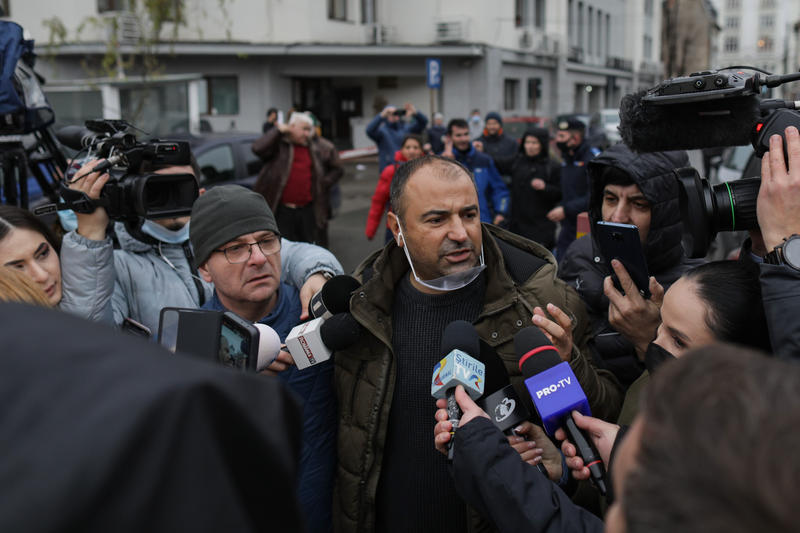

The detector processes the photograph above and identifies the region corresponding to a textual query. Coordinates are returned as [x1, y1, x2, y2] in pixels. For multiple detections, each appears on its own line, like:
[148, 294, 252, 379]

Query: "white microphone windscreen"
[254, 323, 281, 372]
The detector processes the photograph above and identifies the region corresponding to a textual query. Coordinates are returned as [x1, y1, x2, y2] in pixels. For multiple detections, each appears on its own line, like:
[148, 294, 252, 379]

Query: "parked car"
[165, 132, 263, 188]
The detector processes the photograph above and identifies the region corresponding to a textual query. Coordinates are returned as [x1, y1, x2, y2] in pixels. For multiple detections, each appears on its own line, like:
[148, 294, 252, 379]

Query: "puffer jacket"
[559, 144, 704, 384]
[252, 128, 344, 229]
[454, 145, 511, 223]
[366, 112, 428, 171]
[59, 230, 115, 323]
[333, 224, 622, 533]
[476, 131, 518, 164]
[365, 150, 407, 240]
[68, 223, 344, 335]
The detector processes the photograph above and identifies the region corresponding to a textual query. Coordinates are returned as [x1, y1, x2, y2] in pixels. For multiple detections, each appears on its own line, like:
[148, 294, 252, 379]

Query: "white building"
[713, 0, 800, 98]
[4, 0, 662, 148]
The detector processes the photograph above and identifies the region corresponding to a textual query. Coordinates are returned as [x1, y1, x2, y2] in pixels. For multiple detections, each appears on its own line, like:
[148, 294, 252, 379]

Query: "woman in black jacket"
[495, 128, 561, 248]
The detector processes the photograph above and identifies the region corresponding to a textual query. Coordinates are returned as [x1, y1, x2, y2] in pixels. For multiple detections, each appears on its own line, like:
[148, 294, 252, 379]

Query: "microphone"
[618, 89, 760, 152]
[476, 340, 531, 434]
[285, 312, 362, 369]
[515, 327, 608, 495]
[253, 323, 281, 372]
[56, 125, 98, 150]
[430, 320, 486, 461]
[309, 275, 360, 320]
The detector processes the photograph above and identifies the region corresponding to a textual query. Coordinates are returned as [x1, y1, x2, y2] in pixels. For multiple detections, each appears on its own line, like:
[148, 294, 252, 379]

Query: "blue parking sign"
[426, 58, 441, 89]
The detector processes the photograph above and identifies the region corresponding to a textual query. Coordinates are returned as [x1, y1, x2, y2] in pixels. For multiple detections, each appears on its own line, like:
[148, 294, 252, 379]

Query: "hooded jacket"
[559, 144, 703, 383]
[365, 150, 406, 240]
[65, 222, 344, 334]
[495, 128, 561, 248]
[333, 224, 622, 533]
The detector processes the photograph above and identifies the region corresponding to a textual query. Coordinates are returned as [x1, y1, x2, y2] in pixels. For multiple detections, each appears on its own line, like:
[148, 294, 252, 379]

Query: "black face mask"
[644, 341, 676, 374]
[556, 141, 570, 154]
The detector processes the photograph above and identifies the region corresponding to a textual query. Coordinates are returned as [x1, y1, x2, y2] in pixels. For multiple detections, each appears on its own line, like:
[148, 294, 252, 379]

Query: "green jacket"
[333, 224, 622, 533]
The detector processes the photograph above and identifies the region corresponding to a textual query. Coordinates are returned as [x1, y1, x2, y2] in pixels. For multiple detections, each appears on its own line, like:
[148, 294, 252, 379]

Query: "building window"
[97, 0, 130, 12]
[643, 35, 652, 59]
[204, 76, 239, 115]
[760, 15, 774, 28]
[644, 0, 653, 17]
[534, 0, 545, 28]
[725, 16, 739, 29]
[328, 0, 347, 21]
[758, 36, 774, 52]
[361, 0, 376, 24]
[568, 0, 574, 46]
[760, 0, 775, 7]
[504, 79, 519, 110]
[724, 36, 739, 52]
[527, 78, 541, 110]
[578, 2, 584, 49]
[596, 9, 602, 55]
[727, 0, 740, 8]
[515, 0, 529, 26]
[0, 0, 9, 16]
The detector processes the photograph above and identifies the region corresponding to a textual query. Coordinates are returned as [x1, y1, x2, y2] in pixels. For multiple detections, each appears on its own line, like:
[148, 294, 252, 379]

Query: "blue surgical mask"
[57, 209, 79, 232]
[140, 219, 190, 244]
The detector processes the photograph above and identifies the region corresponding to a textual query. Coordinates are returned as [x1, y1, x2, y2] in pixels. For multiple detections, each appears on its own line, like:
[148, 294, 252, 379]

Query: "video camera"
[36, 119, 198, 221]
[619, 68, 800, 257]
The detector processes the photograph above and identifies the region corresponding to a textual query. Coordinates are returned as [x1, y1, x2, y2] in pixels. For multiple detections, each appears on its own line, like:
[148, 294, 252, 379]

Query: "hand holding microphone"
[554, 412, 619, 482]
[434, 385, 489, 456]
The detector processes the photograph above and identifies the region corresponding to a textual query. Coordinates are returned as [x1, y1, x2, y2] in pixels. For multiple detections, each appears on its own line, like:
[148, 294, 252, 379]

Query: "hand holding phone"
[594, 221, 651, 298]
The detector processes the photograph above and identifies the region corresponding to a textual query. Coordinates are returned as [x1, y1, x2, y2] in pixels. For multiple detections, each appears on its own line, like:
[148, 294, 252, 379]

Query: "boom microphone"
[431, 320, 486, 460]
[515, 327, 608, 495]
[56, 125, 98, 151]
[618, 89, 760, 152]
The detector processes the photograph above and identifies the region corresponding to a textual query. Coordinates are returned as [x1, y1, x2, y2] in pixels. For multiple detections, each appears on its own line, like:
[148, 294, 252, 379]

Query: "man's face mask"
[396, 222, 485, 292]
[140, 219, 190, 244]
[644, 341, 676, 374]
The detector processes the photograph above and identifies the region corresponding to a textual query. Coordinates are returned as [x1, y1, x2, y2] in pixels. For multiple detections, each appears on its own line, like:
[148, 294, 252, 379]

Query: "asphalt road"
[328, 157, 386, 274]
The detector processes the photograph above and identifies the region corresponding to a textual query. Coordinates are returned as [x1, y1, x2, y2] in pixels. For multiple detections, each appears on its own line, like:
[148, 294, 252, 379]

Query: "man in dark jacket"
[474, 111, 518, 164]
[548, 118, 600, 260]
[252, 111, 344, 247]
[333, 155, 622, 533]
[424, 112, 447, 154]
[559, 143, 703, 385]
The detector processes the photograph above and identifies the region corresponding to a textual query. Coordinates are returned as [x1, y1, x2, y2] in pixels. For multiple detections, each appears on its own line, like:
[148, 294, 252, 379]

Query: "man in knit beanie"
[190, 184, 338, 533]
[474, 111, 518, 164]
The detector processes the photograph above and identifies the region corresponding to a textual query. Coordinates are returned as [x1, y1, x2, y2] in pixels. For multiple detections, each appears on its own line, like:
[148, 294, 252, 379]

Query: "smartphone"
[218, 311, 260, 372]
[594, 221, 651, 299]
[158, 307, 223, 361]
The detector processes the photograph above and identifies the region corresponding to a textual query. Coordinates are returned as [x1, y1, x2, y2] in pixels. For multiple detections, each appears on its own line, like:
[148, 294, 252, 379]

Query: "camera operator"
[61, 157, 343, 335]
[757, 126, 800, 358]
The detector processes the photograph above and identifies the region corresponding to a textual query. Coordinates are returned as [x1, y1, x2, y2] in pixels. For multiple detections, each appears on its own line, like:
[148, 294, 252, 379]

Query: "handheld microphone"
[285, 312, 362, 369]
[253, 323, 281, 372]
[515, 327, 607, 495]
[431, 320, 486, 461]
[476, 340, 531, 434]
[309, 275, 360, 320]
[619, 89, 760, 152]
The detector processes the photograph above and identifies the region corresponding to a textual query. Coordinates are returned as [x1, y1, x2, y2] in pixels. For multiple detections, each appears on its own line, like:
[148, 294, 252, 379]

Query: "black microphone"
[319, 313, 362, 351]
[515, 327, 608, 496]
[56, 125, 98, 151]
[618, 89, 760, 152]
[476, 340, 531, 433]
[309, 275, 360, 319]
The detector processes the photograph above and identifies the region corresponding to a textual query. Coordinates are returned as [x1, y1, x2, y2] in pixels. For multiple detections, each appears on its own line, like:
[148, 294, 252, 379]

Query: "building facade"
[6, 0, 663, 148]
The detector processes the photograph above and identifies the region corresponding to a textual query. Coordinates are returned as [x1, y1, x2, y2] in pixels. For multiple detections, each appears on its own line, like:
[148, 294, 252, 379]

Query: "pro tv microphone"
[515, 327, 607, 495]
[430, 320, 486, 461]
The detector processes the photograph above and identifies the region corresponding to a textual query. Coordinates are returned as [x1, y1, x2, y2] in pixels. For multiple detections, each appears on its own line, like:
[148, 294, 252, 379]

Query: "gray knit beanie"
[190, 185, 280, 268]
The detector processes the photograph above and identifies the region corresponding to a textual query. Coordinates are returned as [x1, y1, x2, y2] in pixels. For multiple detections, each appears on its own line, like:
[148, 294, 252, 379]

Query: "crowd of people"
[1, 98, 800, 533]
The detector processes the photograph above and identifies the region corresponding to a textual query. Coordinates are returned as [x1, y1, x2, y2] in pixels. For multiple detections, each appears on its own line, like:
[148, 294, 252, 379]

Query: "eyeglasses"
[214, 236, 281, 264]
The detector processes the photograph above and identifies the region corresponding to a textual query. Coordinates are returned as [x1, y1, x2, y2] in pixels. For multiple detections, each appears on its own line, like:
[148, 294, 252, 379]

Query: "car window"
[197, 144, 235, 184]
[241, 140, 262, 176]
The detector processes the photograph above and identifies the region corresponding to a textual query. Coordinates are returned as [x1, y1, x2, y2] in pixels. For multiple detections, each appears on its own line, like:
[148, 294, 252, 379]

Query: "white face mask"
[396, 222, 485, 292]
[141, 219, 190, 244]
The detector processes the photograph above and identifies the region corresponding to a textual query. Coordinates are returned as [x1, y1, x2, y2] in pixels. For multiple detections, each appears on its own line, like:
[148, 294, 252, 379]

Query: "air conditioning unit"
[367, 23, 394, 44]
[535, 35, 559, 54]
[519, 30, 532, 48]
[436, 21, 464, 43]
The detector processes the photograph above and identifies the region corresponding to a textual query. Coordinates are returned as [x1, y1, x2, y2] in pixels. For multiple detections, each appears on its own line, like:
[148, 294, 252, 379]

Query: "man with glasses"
[190, 184, 338, 533]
